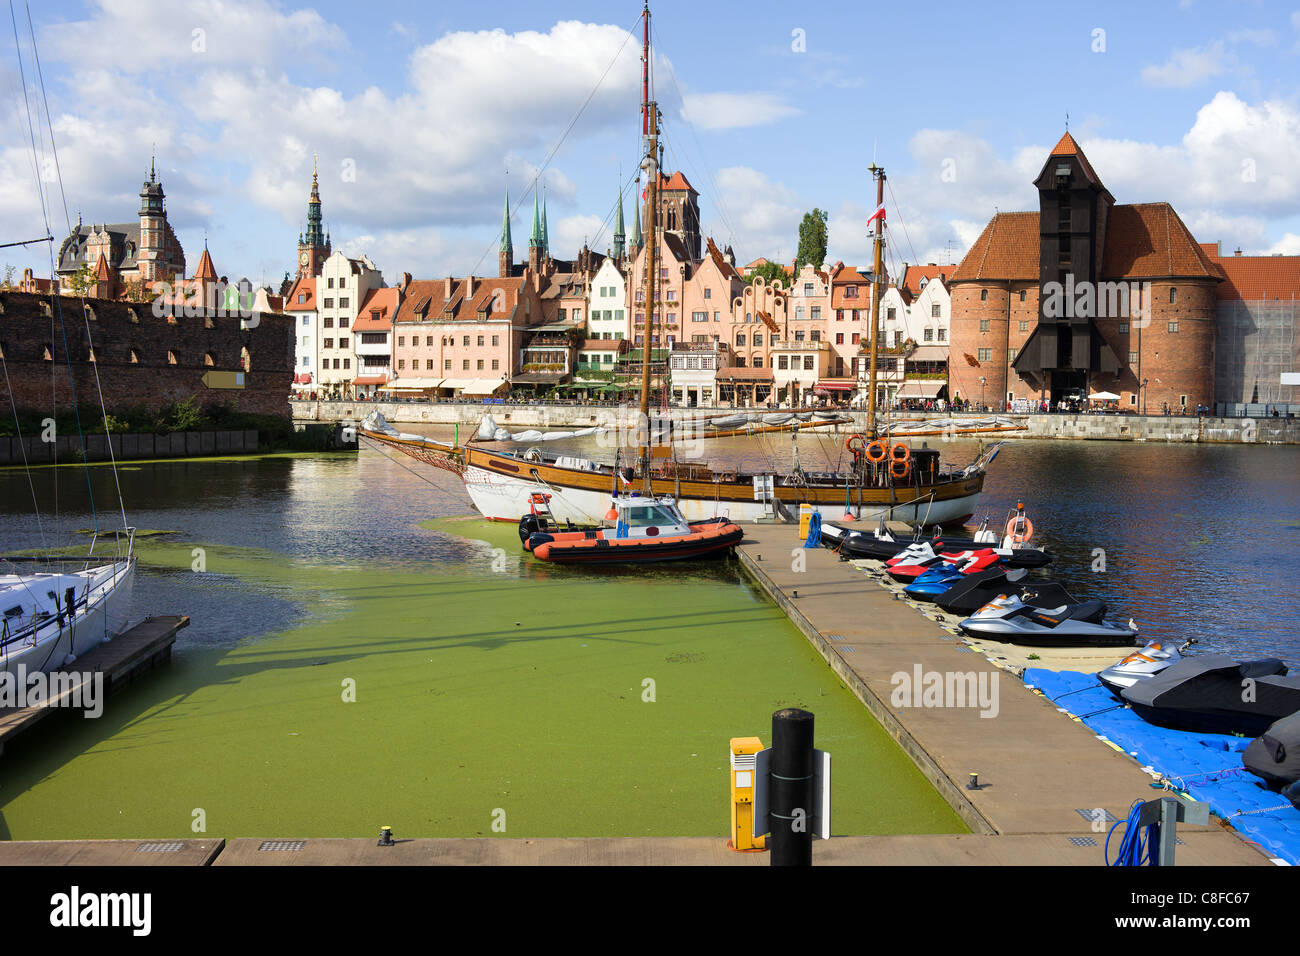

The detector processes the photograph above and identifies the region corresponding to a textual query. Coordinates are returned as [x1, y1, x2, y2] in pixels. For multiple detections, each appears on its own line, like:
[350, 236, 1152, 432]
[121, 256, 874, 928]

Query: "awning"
[292, 373, 313, 385]
[380, 377, 443, 390]
[814, 380, 855, 392]
[908, 346, 948, 362]
[1089, 391, 1121, 401]
[896, 380, 947, 399]
[717, 367, 774, 382]
[436, 378, 476, 391]
[353, 375, 390, 386]
[461, 378, 508, 396]
[511, 372, 568, 384]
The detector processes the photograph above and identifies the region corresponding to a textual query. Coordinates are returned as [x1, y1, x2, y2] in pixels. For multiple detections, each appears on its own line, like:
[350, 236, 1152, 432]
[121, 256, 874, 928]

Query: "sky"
[3, 0, 1299, 288]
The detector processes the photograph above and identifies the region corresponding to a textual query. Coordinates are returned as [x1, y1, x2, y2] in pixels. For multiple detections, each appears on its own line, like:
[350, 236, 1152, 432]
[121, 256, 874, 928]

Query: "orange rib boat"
[524, 496, 743, 564]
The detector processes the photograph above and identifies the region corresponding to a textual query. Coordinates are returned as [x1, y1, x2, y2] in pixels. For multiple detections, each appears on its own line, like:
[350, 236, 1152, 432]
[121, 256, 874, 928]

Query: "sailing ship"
[359, 2, 1002, 527]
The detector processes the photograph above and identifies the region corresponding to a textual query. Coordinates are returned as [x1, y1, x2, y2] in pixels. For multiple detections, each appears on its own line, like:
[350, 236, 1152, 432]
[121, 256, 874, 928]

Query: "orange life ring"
[865, 439, 888, 462]
[890, 458, 911, 479]
[890, 443, 910, 464]
[845, 434, 867, 454]
[1005, 515, 1034, 543]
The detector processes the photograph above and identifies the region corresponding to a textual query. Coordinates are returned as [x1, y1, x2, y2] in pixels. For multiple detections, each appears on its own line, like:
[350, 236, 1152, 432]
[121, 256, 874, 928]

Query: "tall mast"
[866, 164, 885, 435]
[638, 1, 657, 487]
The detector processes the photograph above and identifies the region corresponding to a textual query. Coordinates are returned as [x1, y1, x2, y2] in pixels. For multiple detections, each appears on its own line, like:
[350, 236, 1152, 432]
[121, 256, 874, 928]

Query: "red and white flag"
[866, 204, 886, 225]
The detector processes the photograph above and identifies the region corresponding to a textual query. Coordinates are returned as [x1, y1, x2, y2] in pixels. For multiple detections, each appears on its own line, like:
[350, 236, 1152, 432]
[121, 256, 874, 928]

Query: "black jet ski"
[1243, 711, 1300, 789]
[932, 568, 1081, 615]
[1121, 655, 1300, 736]
[820, 521, 1051, 568]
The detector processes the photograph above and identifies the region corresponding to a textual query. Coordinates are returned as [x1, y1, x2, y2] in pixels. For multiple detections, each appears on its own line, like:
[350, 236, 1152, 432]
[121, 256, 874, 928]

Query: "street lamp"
[979, 376, 987, 412]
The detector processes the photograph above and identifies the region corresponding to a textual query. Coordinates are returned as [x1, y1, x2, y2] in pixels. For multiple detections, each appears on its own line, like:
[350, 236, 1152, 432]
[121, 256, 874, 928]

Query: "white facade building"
[587, 258, 627, 342]
[316, 250, 384, 396]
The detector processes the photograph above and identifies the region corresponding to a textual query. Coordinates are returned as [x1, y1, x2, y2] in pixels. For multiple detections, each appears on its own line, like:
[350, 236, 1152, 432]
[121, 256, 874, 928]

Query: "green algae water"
[0, 454, 964, 839]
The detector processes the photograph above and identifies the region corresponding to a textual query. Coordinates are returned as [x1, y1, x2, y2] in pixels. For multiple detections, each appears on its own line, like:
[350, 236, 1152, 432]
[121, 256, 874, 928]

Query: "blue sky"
[4, 0, 1298, 287]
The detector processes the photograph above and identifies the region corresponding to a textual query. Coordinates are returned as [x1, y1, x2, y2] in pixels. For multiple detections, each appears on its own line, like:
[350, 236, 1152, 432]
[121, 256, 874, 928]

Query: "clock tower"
[296, 155, 331, 278]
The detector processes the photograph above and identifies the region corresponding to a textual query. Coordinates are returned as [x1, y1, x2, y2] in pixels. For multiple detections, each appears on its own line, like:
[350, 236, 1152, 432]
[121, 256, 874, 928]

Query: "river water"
[0, 434, 1296, 839]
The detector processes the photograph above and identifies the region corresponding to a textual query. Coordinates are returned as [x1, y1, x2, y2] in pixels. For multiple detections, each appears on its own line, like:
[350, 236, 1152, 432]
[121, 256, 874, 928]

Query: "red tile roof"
[705, 237, 740, 281]
[193, 247, 218, 280]
[950, 204, 1223, 283]
[658, 171, 696, 193]
[1208, 251, 1300, 301]
[900, 264, 956, 297]
[284, 276, 316, 310]
[352, 287, 401, 331]
[393, 277, 526, 324]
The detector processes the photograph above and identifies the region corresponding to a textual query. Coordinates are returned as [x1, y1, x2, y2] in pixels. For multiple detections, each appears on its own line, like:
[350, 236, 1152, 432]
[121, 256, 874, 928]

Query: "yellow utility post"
[729, 736, 766, 851]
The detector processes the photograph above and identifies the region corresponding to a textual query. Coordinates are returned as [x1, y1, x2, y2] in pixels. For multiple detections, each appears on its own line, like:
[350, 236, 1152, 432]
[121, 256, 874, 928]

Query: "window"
[1019, 320, 1029, 332]
[492, 359, 499, 370]
[753, 334, 762, 346]
[692, 311, 707, 323]
[324, 338, 333, 349]
[477, 336, 484, 346]
[463, 360, 470, 370]
[1167, 321, 1179, 333]
[1008, 347, 1018, 361]
[937, 329, 946, 342]
[924, 328, 934, 342]
[427, 359, 436, 370]
[492, 335, 499, 346]
[338, 298, 348, 308]
[704, 288, 712, 299]
[810, 330, 820, 342]
[427, 336, 435, 346]
[398, 359, 406, 370]
[339, 318, 348, 328]
[794, 330, 805, 342]
[979, 319, 990, 332]
[444, 359, 451, 370]
[477, 359, 484, 370]
[324, 317, 334, 328]
[333, 358, 340, 369]
[327, 278, 334, 289]
[835, 333, 844, 345]
[980, 290, 988, 302]
[931, 304, 941, 318]
[463, 336, 470, 346]
[1169, 287, 1177, 304]
[736, 334, 746, 346]
[746, 313, 752, 323]
[753, 357, 763, 368]
[1128, 351, 1138, 363]
[1130, 394, 1137, 406]
[664, 291, 675, 302]
[804, 283, 813, 295]
[811, 306, 821, 320]
[324, 298, 334, 308]
[836, 309, 844, 321]
[778, 355, 789, 369]
[339, 337, 348, 349]
[1019, 290, 1027, 302]
[803, 355, 814, 371]
[339, 278, 346, 288]
[1179, 394, 1187, 407]
[851, 333, 860, 345]
[298, 294, 307, 305]
[342, 358, 349, 369]
[845, 285, 858, 298]
[977, 348, 992, 362]
[1119, 322, 1129, 334]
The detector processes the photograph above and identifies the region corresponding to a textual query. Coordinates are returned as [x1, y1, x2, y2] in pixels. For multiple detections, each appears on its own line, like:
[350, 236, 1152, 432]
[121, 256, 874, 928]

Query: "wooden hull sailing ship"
[359, 2, 1003, 527]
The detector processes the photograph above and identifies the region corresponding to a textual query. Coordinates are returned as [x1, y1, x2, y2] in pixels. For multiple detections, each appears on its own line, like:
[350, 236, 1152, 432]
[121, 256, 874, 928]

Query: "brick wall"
[0, 291, 293, 418]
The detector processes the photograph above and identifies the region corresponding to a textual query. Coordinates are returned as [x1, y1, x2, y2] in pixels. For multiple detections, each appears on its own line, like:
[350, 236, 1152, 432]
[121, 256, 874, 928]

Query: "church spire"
[500, 189, 513, 255]
[530, 192, 543, 248]
[541, 193, 550, 256]
[613, 185, 626, 259]
[631, 195, 642, 248]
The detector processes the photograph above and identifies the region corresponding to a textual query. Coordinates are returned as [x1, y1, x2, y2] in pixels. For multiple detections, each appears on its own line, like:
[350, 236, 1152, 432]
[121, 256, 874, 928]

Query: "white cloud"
[1141, 43, 1232, 87]
[705, 166, 802, 263]
[1266, 232, 1300, 255]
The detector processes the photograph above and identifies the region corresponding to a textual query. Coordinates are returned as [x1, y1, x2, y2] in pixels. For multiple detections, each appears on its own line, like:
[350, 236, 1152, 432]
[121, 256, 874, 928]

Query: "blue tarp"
[1023, 667, 1300, 864]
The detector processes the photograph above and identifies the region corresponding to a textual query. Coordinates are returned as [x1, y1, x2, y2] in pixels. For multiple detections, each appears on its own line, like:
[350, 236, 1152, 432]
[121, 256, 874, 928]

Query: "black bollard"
[769, 707, 815, 866]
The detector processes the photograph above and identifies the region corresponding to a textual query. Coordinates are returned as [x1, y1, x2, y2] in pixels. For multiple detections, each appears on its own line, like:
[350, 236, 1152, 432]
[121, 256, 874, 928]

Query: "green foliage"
[745, 260, 788, 286]
[795, 208, 829, 273]
[66, 263, 93, 296]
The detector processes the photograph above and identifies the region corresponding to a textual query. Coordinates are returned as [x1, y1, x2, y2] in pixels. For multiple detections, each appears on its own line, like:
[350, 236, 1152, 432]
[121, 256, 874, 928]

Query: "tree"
[795, 208, 829, 273]
[66, 263, 93, 296]
[745, 260, 788, 286]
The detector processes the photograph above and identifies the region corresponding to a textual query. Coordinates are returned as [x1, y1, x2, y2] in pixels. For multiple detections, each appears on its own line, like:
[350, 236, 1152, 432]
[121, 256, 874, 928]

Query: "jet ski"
[1096, 640, 1194, 697]
[1121, 655, 1300, 736]
[933, 569, 1081, 616]
[903, 564, 971, 600]
[822, 524, 1050, 568]
[958, 593, 1137, 646]
[1243, 711, 1300, 789]
[886, 547, 1001, 582]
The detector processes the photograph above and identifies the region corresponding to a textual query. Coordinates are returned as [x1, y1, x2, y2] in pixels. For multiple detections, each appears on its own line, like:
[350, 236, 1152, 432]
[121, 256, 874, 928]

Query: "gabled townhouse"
[315, 250, 384, 398]
[284, 275, 317, 396]
[352, 286, 402, 399]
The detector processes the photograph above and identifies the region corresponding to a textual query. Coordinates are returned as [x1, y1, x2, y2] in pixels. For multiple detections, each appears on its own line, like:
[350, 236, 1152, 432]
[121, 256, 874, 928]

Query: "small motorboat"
[958, 593, 1136, 646]
[1243, 711, 1300, 789]
[1121, 655, 1300, 736]
[525, 495, 743, 564]
[1096, 640, 1194, 697]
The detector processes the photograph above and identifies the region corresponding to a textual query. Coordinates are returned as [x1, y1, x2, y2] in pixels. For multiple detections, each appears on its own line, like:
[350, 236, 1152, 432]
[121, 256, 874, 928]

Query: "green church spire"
[542, 194, 550, 256]
[500, 189, 512, 255]
[530, 192, 543, 249]
[613, 186, 626, 259]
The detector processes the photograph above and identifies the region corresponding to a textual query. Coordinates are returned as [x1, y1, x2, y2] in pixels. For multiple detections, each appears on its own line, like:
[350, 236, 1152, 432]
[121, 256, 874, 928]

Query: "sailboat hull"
[462, 449, 982, 526]
[1, 559, 136, 676]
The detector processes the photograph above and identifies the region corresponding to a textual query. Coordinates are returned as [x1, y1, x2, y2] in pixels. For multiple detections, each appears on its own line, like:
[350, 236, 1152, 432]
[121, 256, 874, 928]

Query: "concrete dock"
[733, 526, 1269, 863]
[0, 615, 188, 755]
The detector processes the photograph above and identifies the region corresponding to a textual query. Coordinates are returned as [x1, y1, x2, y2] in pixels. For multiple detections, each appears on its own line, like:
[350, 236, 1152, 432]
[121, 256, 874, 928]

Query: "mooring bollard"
[769, 708, 815, 866]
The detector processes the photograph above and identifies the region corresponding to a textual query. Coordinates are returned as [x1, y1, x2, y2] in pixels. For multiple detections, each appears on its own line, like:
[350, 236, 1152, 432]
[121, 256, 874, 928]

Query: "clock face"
[300, 252, 309, 265]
